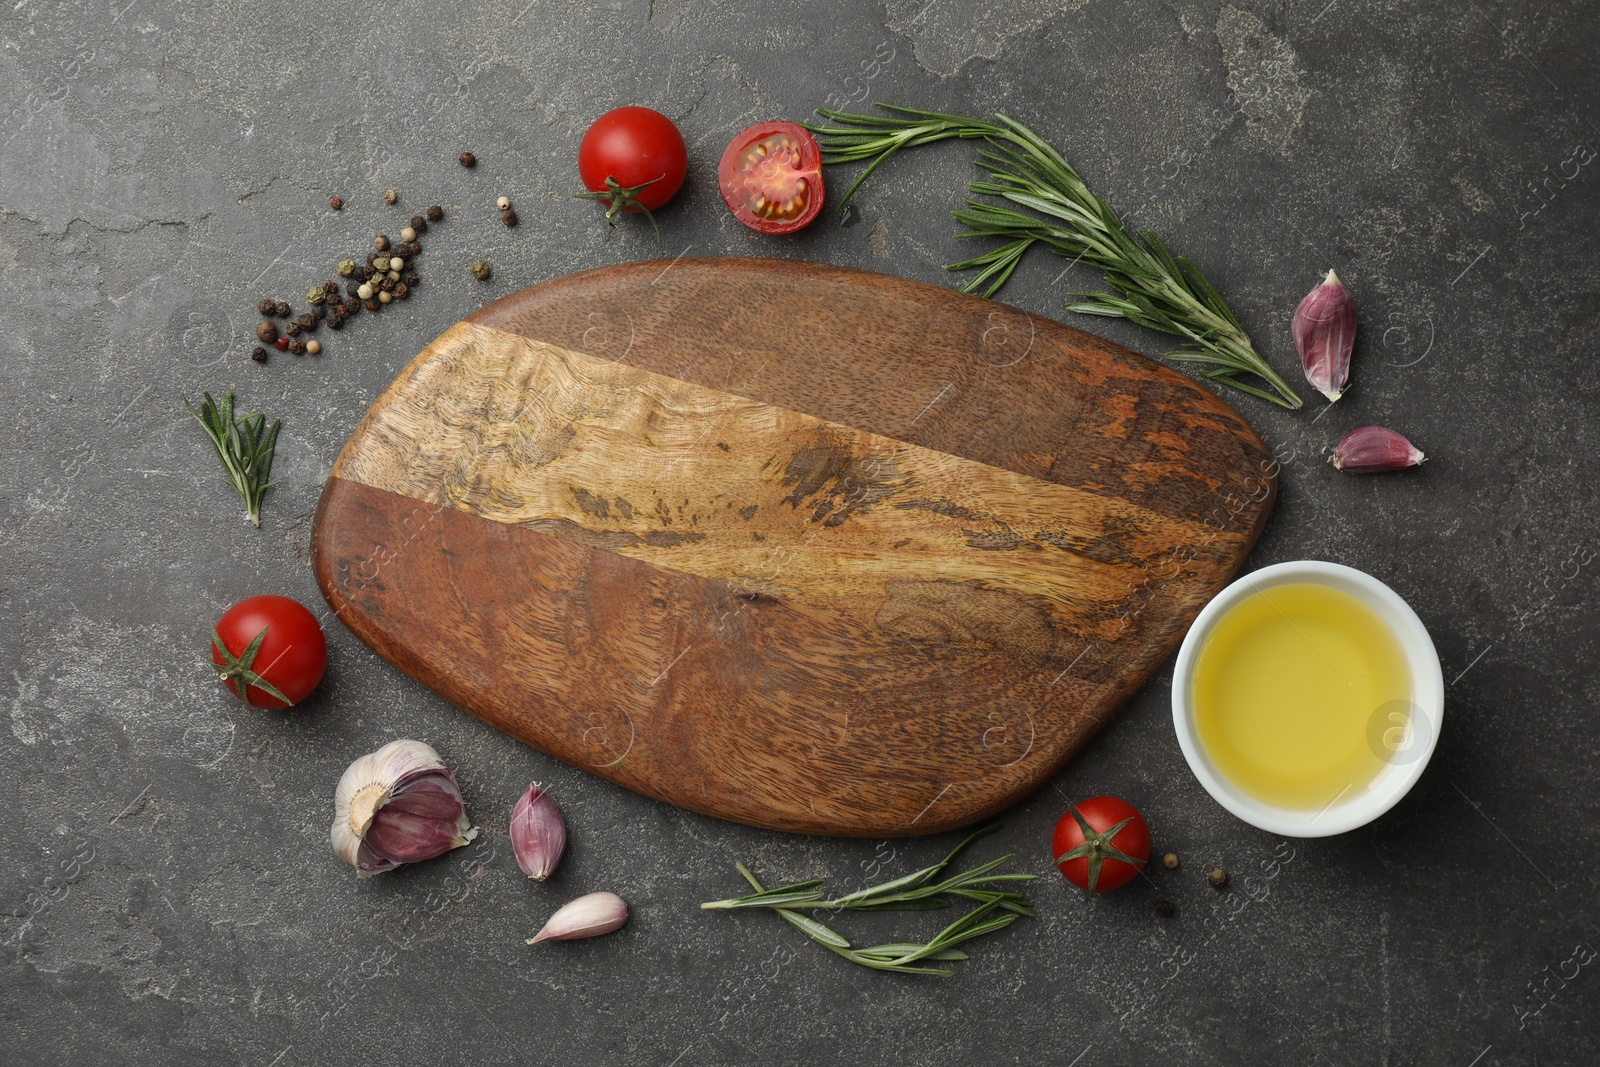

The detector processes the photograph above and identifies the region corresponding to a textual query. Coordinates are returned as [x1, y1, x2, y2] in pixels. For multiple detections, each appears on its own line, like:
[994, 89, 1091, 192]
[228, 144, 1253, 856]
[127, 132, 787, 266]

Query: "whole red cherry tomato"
[210, 595, 327, 710]
[717, 121, 824, 234]
[575, 106, 688, 228]
[1052, 796, 1151, 892]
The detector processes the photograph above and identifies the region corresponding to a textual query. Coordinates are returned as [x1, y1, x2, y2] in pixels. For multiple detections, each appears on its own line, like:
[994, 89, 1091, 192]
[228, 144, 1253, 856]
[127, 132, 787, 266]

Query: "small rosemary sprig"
[701, 824, 1036, 976]
[183, 391, 281, 527]
[808, 105, 1303, 409]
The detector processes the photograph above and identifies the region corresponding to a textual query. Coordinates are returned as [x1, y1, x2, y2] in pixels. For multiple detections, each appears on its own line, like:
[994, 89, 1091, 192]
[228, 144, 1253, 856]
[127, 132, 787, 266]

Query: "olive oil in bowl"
[1190, 582, 1413, 812]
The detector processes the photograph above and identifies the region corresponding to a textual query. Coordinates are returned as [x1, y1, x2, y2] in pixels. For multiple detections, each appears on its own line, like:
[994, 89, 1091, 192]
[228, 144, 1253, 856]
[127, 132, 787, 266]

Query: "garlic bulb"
[510, 782, 567, 881]
[527, 892, 629, 944]
[331, 739, 477, 877]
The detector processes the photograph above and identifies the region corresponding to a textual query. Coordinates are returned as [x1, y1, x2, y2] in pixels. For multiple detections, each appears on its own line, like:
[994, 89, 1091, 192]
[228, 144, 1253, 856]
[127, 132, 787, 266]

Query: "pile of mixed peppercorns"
[249, 201, 445, 363]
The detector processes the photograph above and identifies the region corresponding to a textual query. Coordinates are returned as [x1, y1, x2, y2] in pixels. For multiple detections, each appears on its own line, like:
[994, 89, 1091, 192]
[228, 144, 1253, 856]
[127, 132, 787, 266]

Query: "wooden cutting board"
[312, 257, 1276, 836]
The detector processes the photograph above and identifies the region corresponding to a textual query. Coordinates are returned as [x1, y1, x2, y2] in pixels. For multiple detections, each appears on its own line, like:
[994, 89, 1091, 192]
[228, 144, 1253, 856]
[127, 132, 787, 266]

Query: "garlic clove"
[1293, 269, 1357, 402]
[527, 892, 629, 944]
[1331, 425, 1426, 473]
[331, 739, 478, 877]
[510, 782, 567, 881]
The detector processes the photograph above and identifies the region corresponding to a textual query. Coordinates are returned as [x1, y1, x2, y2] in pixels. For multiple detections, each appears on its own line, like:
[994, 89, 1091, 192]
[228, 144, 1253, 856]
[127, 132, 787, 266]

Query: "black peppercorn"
[410, 214, 428, 233]
[1155, 900, 1175, 917]
[426, 204, 443, 221]
[403, 272, 419, 286]
[379, 276, 397, 292]
[325, 313, 343, 330]
[364, 298, 380, 311]
[345, 281, 360, 297]
[274, 300, 291, 318]
[374, 234, 390, 251]
[284, 320, 300, 337]
[501, 207, 518, 227]
[344, 298, 360, 314]
[288, 338, 306, 356]
[251, 346, 268, 363]
[257, 298, 275, 316]
[255, 320, 278, 343]
[297, 312, 316, 330]
[394, 282, 410, 299]
[458, 152, 476, 167]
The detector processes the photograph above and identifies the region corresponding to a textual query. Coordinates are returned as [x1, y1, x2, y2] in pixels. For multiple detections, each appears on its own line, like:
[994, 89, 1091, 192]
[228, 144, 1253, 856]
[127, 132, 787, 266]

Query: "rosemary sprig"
[808, 105, 1303, 409]
[701, 825, 1036, 976]
[183, 391, 281, 527]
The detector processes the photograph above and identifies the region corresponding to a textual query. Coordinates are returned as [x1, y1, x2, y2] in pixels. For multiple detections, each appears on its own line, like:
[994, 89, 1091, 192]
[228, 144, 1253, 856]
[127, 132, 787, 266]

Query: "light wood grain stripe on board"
[332, 321, 1234, 653]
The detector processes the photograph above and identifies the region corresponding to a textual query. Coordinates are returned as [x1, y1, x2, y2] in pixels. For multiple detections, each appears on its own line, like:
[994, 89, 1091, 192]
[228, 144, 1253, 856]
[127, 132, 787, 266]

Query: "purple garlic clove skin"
[331, 739, 478, 877]
[510, 782, 567, 881]
[1331, 425, 1426, 473]
[1293, 269, 1357, 402]
[526, 892, 629, 945]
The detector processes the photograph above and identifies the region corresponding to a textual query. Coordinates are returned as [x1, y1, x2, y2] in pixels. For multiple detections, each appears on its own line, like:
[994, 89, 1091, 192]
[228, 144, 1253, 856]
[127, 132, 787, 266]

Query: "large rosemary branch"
[808, 105, 1303, 409]
[701, 825, 1036, 976]
[184, 391, 281, 527]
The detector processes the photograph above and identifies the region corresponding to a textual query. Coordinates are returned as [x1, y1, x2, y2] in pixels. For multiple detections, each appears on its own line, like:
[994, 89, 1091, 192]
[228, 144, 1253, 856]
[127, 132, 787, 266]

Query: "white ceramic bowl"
[1171, 560, 1444, 837]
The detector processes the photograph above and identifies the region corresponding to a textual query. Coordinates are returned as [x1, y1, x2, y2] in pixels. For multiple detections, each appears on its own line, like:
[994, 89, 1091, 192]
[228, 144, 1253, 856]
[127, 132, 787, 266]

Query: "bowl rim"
[1170, 559, 1444, 838]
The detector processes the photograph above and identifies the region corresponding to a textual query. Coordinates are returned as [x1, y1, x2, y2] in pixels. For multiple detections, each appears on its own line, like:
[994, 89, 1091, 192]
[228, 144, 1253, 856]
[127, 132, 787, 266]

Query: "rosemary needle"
[807, 105, 1304, 409]
[183, 391, 281, 527]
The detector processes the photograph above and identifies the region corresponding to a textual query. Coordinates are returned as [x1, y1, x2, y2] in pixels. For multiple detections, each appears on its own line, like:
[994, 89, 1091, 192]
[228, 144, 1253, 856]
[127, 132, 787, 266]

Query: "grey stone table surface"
[2, 0, 1596, 1063]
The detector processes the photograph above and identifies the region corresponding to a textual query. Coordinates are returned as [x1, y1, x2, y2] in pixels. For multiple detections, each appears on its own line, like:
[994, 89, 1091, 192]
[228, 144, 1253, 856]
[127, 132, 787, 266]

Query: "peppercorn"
[426, 205, 443, 222]
[325, 313, 343, 330]
[255, 320, 278, 343]
[501, 207, 518, 227]
[410, 214, 428, 233]
[373, 256, 390, 273]
[1162, 853, 1180, 870]
[288, 338, 306, 356]
[404, 241, 420, 255]
[403, 272, 419, 286]
[380, 276, 397, 292]
[297, 312, 316, 331]
[374, 234, 390, 251]
[274, 336, 289, 351]
[384, 189, 398, 204]
[378, 290, 393, 304]
[458, 151, 476, 167]
[356, 282, 374, 300]
[394, 282, 410, 300]
[307, 285, 326, 305]
[1155, 899, 1175, 917]
[344, 299, 360, 315]
[364, 298, 380, 311]
[1207, 867, 1228, 888]
[257, 298, 276, 316]
[274, 300, 291, 318]
[330, 196, 343, 210]
[305, 339, 322, 355]
[284, 320, 300, 337]
[400, 226, 416, 242]
[471, 259, 491, 280]
[251, 346, 268, 363]
[388, 257, 405, 272]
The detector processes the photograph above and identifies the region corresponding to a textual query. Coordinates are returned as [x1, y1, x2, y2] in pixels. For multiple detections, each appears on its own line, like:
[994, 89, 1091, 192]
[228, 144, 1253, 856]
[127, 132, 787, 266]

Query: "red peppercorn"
[274, 337, 289, 351]
[330, 196, 343, 210]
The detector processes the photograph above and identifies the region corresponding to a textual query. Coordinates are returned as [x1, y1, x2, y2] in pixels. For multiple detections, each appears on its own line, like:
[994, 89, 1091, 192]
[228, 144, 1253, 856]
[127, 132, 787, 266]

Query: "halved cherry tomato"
[211, 595, 327, 710]
[1052, 795, 1151, 892]
[717, 121, 824, 234]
